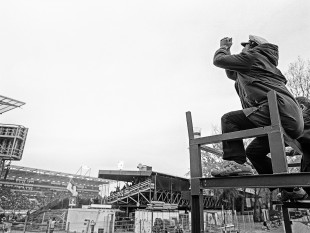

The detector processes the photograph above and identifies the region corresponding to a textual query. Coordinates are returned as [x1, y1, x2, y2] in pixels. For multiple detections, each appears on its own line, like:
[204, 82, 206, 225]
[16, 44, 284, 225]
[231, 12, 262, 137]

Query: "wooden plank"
[268, 131, 288, 173]
[188, 144, 203, 233]
[186, 111, 204, 233]
[190, 125, 276, 145]
[267, 91, 288, 173]
[191, 195, 204, 233]
[267, 91, 281, 126]
[186, 111, 195, 140]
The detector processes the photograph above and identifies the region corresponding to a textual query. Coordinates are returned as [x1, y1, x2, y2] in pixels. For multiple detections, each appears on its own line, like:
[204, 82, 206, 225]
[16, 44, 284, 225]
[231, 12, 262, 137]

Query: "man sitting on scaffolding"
[211, 35, 304, 181]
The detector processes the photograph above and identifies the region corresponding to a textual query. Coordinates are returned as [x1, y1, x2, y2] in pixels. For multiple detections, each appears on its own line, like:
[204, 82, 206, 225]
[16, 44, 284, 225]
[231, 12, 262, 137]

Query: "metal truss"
[107, 180, 220, 209]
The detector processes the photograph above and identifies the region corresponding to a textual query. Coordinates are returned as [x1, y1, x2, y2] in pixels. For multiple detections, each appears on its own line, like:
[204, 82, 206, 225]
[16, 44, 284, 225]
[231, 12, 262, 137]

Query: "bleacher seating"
[0, 165, 110, 219]
[0, 187, 36, 211]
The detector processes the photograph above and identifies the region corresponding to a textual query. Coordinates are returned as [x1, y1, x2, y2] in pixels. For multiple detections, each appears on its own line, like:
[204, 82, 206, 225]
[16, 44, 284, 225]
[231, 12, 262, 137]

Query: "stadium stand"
[0, 165, 110, 216]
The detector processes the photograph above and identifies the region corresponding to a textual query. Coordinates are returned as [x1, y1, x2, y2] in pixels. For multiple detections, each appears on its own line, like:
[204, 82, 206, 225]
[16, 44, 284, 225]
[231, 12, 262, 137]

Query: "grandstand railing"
[107, 179, 154, 203]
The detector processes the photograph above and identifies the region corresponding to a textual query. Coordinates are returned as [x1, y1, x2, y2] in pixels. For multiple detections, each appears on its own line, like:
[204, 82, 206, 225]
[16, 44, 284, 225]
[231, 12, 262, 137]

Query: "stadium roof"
[98, 169, 189, 183]
[10, 165, 108, 182]
[0, 95, 25, 114]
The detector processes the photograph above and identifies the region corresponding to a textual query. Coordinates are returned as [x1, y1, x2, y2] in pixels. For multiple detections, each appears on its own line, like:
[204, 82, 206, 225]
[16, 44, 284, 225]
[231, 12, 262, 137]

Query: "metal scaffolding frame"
[0, 95, 25, 115]
[186, 90, 310, 233]
[0, 94, 27, 178]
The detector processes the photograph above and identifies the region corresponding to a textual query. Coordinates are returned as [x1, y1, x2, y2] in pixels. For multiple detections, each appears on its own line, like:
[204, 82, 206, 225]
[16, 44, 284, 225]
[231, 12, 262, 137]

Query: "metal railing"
[107, 179, 154, 203]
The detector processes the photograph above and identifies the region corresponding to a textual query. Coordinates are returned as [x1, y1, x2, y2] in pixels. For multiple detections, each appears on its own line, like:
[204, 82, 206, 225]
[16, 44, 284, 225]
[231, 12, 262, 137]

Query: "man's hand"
[220, 37, 232, 49]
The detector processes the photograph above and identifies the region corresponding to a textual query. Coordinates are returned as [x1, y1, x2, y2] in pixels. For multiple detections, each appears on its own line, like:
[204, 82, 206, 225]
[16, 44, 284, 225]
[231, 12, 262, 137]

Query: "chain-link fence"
[132, 211, 276, 233]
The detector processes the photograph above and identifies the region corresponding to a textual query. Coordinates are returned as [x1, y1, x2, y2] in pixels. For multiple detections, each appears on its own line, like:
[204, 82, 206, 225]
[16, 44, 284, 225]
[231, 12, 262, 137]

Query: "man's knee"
[221, 112, 231, 125]
[221, 110, 251, 132]
[221, 112, 238, 129]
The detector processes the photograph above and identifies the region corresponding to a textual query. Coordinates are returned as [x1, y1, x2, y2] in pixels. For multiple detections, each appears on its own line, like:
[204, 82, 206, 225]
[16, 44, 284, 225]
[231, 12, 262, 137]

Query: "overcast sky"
[1, 0, 310, 178]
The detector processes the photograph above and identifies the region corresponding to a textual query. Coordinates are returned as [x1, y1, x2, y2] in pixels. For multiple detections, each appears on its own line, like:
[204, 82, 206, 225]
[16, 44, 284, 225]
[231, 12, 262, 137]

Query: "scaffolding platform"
[186, 90, 309, 233]
[0, 95, 25, 115]
[0, 124, 28, 160]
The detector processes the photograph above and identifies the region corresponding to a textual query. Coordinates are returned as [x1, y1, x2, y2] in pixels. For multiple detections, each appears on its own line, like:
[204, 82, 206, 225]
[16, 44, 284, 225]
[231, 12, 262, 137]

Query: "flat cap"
[241, 35, 269, 47]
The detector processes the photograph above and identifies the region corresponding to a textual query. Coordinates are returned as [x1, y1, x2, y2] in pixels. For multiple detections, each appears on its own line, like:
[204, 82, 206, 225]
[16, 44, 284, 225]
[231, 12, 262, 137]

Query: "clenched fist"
[220, 37, 232, 49]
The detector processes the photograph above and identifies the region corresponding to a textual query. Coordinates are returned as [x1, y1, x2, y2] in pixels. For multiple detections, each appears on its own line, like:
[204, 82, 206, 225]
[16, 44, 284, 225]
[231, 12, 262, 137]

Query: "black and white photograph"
[1, 1, 310, 232]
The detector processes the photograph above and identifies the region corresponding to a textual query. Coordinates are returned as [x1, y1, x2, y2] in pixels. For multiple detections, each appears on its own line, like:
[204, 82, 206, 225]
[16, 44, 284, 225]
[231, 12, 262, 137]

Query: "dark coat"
[213, 43, 304, 139]
[299, 112, 310, 172]
[298, 110, 310, 194]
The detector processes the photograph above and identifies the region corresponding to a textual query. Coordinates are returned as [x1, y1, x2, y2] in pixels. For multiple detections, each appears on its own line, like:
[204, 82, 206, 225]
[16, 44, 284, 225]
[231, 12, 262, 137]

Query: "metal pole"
[282, 206, 292, 233]
[42, 212, 45, 224]
[0, 159, 4, 177]
[186, 112, 203, 233]
[23, 215, 28, 233]
[139, 219, 141, 233]
[242, 215, 245, 233]
[154, 173, 157, 201]
[66, 222, 70, 233]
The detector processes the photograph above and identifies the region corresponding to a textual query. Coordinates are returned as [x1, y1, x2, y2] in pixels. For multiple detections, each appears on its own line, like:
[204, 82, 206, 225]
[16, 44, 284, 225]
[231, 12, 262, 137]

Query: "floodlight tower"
[0, 95, 28, 178]
[76, 165, 91, 176]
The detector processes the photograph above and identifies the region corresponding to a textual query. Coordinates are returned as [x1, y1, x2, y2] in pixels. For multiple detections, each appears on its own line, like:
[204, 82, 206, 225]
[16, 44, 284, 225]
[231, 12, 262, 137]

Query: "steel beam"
[282, 201, 310, 209]
[198, 172, 310, 189]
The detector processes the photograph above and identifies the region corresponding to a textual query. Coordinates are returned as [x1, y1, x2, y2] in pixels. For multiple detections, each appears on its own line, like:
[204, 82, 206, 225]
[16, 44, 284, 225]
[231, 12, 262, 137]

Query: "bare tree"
[285, 57, 310, 171]
[286, 57, 310, 98]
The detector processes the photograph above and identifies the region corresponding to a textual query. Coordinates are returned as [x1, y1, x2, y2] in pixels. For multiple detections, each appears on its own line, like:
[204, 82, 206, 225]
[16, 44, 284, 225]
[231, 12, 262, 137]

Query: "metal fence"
[0, 222, 66, 233]
[1, 221, 114, 233]
[114, 220, 134, 232]
[67, 221, 113, 233]
[0, 213, 286, 233]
